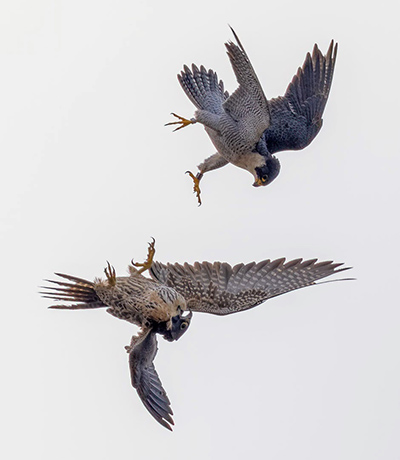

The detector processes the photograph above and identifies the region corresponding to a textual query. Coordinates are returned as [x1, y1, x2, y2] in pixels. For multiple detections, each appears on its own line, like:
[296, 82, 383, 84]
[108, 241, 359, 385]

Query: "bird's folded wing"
[222, 27, 270, 142]
[150, 258, 350, 316]
[129, 330, 174, 431]
[269, 41, 338, 146]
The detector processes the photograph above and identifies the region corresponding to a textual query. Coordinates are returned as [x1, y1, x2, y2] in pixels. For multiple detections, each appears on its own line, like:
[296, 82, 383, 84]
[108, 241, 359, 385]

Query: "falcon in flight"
[42, 239, 350, 431]
[166, 28, 337, 205]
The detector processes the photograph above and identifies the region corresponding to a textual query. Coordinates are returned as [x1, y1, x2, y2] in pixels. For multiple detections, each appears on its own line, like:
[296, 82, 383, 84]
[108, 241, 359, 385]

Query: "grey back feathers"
[222, 27, 271, 144]
[178, 28, 270, 157]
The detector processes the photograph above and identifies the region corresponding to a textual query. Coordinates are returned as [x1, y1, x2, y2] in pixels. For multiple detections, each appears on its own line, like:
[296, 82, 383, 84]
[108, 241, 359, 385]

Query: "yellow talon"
[131, 238, 156, 274]
[186, 171, 203, 206]
[165, 113, 196, 132]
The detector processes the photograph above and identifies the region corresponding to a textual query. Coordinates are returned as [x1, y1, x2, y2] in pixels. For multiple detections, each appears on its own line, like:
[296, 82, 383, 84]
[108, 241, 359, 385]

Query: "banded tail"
[41, 273, 106, 310]
[178, 64, 229, 113]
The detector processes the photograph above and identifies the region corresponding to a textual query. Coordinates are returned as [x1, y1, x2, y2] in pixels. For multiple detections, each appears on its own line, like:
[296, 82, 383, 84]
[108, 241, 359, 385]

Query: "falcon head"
[253, 156, 281, 187]
[157, 309, 193, 342]
[170, 309, 193, 341]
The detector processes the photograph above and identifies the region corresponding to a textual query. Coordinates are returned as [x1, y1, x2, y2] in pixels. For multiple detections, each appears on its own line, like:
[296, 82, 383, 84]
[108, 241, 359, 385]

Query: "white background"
[1, 1, 399, 459]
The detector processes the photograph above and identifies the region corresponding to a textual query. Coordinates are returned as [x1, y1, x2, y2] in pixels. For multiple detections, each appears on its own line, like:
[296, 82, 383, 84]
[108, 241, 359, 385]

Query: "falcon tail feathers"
[178, 64, 229, 112]
[41, 273, 106, 310]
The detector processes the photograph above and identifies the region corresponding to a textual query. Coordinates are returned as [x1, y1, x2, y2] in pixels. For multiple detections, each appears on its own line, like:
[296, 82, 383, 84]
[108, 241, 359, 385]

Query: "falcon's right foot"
[165, 113, 196, 132]
[186, 171, 203, 206]
[131, 238, 156, 274]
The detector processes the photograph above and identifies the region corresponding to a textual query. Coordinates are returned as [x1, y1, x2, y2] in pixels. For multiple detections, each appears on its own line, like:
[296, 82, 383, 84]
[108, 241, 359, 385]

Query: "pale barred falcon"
[42, 239, 350, 431]
[166, 27, 337, 205]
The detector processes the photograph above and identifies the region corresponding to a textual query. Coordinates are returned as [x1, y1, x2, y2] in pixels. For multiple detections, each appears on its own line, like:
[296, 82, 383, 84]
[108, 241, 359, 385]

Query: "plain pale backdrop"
[1, 1, 399, 459]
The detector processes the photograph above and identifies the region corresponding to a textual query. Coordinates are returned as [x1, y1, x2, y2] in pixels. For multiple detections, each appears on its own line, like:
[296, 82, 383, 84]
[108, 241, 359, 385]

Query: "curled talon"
[104, 261, 117, 286]
[165, 113, 196, 132]
[131, 238, 156, 274]
[186, 171, 203, 206]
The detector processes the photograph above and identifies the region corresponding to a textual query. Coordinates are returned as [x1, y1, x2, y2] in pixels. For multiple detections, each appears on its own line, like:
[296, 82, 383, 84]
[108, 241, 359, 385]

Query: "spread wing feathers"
[150, 258, 350, 316]
[41, 273, 106, 310]
[270, 40, 338, 130]
[129, 330, 174, 431]
[223, 27, 270, 135]
[178, 64, 229, 114]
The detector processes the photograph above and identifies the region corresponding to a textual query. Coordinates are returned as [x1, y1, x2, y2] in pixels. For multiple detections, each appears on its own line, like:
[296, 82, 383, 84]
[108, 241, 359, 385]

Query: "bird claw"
[186, 171, 203, 206]
[165, 113, 196, 132]
[131, 238, 156, 274]
[104, 261, 117, 286]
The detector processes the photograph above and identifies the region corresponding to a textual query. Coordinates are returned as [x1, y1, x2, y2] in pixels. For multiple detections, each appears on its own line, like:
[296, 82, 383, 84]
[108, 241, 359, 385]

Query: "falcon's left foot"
[131, 238, 156, 274]
[104, 261, 117, 286]
[165, 113, 196, 131]
[186, 171, 203, 206]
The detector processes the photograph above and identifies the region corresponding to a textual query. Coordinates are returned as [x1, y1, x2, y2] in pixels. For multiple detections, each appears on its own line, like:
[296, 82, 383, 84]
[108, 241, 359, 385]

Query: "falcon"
[42, 239, 350, 430]
[166, 28, 337, 205]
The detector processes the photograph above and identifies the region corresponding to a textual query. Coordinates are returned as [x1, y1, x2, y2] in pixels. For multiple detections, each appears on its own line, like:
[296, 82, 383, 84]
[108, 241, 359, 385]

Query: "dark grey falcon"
[166, 27, 337, 205]
[42, 239, 350, 431]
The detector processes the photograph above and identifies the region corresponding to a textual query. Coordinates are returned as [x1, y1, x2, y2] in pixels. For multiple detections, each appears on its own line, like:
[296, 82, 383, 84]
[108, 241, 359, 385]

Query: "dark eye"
[261, 175, 268, 183]
[180, 322, 188, 330]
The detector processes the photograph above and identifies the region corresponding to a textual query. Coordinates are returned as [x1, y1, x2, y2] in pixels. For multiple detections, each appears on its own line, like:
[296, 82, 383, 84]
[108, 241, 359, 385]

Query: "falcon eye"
[180, 322, 188, 330]
[261, 175, 268, 183]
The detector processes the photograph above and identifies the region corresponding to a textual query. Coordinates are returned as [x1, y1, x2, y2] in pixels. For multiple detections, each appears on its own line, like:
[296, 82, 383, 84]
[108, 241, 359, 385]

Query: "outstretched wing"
[150, 258, 350, 316]
[129, 330, 174, 431]
[222, 27, 270, 142]
[265, 41, 338, 153]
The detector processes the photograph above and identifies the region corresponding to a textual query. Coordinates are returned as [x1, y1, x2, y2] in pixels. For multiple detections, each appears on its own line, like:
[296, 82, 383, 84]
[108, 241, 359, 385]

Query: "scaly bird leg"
[186, 171, 203, 206]
[104, 261, 117, 286]
[165, 113, 196, 132]
[130, 238, 156, 275]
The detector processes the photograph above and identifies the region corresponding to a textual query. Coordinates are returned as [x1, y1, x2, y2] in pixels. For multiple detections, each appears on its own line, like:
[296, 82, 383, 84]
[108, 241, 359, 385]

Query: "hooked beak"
[169, 310, 193, 341]
[253, 178, 263, 187]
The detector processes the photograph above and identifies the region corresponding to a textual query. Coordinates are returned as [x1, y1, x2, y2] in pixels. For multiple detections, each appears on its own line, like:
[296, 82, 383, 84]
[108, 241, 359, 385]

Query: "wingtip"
[315, 276, 356, 286]
[333, 41, 338, 61]
[226, 25, 243, 51]
[326, 39, 338, 61]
